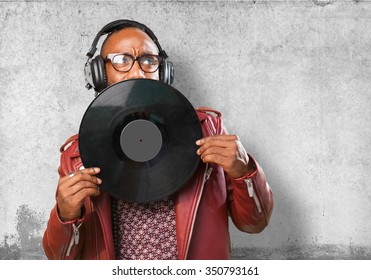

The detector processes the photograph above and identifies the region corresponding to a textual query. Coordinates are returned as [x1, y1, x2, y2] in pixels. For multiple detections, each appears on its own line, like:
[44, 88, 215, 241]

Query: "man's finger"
[197, 138, 239, 155]
[196, 134, 239, 146]
[68, 181, 101, 196]
[59, 167, 100, 184]
[201, 153, 231, 167]
[198, 146, 231, 158]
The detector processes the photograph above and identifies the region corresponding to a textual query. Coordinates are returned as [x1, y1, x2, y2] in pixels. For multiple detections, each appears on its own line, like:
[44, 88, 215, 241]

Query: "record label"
[120, 119, 162, 162]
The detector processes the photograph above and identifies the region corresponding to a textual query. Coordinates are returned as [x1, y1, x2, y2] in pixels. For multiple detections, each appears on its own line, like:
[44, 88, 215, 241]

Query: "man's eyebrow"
[105, 51, 158, 56]
[140, 51, 159, 55]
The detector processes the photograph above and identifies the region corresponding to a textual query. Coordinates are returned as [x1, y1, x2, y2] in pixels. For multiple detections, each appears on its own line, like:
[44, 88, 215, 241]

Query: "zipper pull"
[204, 166, 213, 182]
[245, 178, 254, 197]
[245, 178, 263, 214]
[66, 223, 81, 256]
[73, 223, 80, 245]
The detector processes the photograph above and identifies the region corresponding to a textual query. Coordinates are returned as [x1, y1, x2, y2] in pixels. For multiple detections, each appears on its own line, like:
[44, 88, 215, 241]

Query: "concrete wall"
[1, 0, 370, 259]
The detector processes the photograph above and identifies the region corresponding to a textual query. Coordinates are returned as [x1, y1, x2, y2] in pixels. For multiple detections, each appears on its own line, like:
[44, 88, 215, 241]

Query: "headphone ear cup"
[160, 60, 174, 85]
[91, 55, 107, 93]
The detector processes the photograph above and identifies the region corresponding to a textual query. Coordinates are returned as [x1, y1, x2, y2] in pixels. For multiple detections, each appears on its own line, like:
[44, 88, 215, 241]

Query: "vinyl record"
[78, 79, 202, 202]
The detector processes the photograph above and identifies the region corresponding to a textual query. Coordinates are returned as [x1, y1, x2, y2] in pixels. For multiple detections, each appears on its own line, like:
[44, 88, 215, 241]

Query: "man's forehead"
[102, 27, 159, 53]
[111, 27, 146, 37]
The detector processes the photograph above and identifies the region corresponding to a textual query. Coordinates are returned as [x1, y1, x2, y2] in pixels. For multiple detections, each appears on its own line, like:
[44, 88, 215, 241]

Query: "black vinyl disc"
[78, 79, 202, 202]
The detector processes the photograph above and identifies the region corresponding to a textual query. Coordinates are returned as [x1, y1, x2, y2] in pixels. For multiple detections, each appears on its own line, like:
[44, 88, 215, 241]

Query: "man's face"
[101, 28, 160, 85]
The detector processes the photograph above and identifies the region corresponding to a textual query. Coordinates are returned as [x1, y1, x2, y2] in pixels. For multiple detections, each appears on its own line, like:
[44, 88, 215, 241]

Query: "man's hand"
[196, 135, 254, 179]
[56, 167, 102, 222]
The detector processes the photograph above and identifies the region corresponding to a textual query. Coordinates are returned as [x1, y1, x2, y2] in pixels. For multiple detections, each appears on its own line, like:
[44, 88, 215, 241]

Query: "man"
[43, 20, 273, 260]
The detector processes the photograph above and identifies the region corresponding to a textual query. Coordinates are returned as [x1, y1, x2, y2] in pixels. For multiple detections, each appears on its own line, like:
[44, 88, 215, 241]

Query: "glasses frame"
[104, 53, 163, 73]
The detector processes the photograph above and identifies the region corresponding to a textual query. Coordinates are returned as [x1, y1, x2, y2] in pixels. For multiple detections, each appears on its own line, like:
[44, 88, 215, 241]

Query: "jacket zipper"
[245, 178, 262, 214]
[66, 223, 81, 257]
[184, 163, 213, 259]
[91, 200, 100, 259]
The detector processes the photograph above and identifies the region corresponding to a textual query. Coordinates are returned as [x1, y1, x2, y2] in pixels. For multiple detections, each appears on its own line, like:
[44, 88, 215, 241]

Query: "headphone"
[84, 19, 174, 93]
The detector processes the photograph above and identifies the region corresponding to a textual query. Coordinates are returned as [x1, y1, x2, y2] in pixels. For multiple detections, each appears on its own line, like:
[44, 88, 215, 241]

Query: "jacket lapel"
[93, 191, 115, 259]
[175, 110, 215, 259]
[175, 163, 206, 260]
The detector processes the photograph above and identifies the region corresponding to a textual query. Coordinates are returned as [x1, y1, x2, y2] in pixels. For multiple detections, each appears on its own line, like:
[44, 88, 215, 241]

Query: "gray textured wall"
[1, 0, 370, 260]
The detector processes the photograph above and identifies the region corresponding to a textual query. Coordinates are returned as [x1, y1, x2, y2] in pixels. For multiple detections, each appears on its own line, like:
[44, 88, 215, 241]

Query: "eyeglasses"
[104, 53, 163, 73]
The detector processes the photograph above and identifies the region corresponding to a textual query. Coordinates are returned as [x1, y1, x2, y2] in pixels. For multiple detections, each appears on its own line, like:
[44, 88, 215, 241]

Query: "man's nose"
[126, 60, 146, 79]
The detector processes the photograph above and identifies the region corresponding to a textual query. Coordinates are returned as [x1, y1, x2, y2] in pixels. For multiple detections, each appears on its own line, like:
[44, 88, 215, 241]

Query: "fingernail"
[196, 149, 200, 155]
[97, 178, 102, 184]
[94, 167, 100, 172]
[196, 139, 202, 145]
[79, 165, 85, 170]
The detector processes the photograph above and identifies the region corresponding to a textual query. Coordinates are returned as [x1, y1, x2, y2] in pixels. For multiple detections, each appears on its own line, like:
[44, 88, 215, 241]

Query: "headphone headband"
[86, 19, 168, 59]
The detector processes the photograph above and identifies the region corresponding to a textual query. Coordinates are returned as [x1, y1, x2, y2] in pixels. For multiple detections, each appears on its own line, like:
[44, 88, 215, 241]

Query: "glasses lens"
[139, 55, 161, 73]
[112, 54, 133, 72]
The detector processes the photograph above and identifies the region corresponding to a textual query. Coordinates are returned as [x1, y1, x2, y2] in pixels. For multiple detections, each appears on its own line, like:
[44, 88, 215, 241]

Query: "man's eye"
[141, 56, 158, 65]
[114, 55, 131, 64]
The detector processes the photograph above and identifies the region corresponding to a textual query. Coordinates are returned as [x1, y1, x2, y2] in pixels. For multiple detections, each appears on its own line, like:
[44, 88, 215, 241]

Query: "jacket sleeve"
[42, 134, 87, 259]
[197, 108, 274, 233]
[227, 155, 274, 233]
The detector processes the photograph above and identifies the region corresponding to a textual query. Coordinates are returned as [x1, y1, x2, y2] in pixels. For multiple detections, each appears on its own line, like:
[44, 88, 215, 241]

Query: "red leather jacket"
[43, 108, 273, 260]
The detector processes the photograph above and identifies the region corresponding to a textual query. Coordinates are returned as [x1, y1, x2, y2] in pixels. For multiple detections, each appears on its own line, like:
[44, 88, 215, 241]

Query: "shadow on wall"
[0, 204, 46, 260]
[232, 245, 371, 260]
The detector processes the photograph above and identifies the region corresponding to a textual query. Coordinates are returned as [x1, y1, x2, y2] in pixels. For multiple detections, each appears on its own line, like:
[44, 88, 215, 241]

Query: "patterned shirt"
[112, 196, 178, 260]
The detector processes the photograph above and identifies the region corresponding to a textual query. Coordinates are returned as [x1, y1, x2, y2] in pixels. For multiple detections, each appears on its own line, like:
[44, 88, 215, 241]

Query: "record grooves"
[78, 79, 202, 202]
